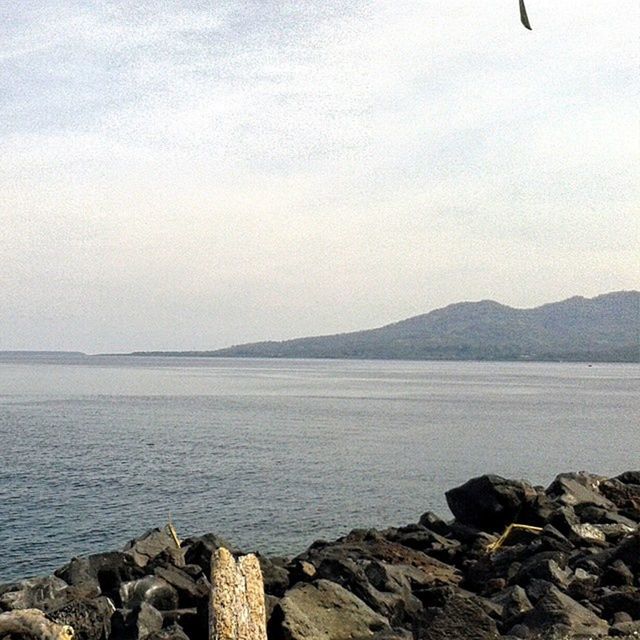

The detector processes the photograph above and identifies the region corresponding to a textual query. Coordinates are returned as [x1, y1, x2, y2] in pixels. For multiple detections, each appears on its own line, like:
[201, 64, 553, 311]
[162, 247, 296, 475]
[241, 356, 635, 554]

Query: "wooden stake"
[209, 548, 267, 640]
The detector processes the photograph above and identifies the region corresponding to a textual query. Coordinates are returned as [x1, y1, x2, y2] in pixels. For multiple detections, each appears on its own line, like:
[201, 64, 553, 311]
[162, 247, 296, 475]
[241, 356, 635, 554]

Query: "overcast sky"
[1, 1, 638, 352]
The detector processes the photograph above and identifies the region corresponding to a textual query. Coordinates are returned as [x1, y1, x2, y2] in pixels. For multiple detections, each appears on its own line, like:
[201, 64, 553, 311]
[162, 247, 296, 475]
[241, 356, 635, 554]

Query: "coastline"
[1, 471, 638, 639]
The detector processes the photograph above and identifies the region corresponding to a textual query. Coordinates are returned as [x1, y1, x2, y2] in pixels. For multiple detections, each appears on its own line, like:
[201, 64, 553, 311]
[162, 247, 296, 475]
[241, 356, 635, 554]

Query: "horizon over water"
[0, 355, 638, 582]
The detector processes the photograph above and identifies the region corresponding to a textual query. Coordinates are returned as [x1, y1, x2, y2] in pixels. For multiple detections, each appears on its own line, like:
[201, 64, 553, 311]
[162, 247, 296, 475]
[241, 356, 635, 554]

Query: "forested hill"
[135, 291, 640, 362]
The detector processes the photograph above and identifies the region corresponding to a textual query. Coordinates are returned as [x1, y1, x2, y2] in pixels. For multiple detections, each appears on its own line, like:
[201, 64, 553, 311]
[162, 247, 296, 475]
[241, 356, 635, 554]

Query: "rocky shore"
[1, 471, 639, 639]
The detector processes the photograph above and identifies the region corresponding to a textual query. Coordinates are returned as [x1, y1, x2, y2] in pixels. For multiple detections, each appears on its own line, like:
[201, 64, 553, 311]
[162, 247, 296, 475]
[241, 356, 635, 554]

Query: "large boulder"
[445, 475, 536, 532]
[269, 579, 393, 640]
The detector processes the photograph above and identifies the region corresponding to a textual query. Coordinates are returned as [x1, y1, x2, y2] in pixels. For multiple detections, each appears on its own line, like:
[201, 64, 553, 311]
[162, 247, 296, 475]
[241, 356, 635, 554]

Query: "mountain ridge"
[131, 290, 640, 362]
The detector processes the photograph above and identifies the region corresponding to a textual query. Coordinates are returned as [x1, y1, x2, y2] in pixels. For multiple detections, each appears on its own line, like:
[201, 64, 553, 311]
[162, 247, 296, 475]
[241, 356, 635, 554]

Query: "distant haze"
[2, 1, 638, 353]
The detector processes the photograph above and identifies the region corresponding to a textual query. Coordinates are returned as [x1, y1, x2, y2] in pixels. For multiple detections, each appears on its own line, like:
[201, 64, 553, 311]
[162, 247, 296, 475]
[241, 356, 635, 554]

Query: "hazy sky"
[1, 1, 638, 352]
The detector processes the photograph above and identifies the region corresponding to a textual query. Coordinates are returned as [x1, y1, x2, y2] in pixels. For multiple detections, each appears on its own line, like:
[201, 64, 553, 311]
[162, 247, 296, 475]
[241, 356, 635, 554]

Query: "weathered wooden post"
[209, 547, 267, 640]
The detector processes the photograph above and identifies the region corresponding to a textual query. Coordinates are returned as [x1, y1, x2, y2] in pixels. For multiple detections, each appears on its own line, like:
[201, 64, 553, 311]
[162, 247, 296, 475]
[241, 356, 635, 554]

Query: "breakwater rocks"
[1, 471, 639, 640]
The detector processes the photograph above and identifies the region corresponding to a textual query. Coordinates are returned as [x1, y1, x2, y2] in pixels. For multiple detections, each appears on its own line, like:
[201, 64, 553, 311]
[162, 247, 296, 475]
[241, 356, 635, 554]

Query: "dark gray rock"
[602, 560, 635, 587]
[257, 555, 290, 597]
[269, 579, 392, 640]
[145, 624, 190, 640]
[610, 620, 640, 637]
[123, 529, 182, 568]
[597, 588, 640, 620]
[111, 602, 164, 640]
[616, 471, 640, 485]
[181, 533, 236, 575]
[417, 592, 500, 640]
[445, 475, 537, 532]
[600, 478, 640, 521]
[519, 585, 609, 637]
[55, 552, 142, 598]
[546, 472, 614, 509]
[490, 586, 533, 627]
[418, 511, 451, 536]
[511, 553, 571, 589]
[48, 596, 115, 640]
[119, 576, 179, 611]
[0, 576, 70, 611]
[152, 565, 208, 605]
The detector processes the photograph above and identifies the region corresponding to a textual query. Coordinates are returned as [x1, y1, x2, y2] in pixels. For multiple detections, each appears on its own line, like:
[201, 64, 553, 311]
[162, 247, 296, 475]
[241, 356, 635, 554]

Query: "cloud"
[1, 1, 638, 350]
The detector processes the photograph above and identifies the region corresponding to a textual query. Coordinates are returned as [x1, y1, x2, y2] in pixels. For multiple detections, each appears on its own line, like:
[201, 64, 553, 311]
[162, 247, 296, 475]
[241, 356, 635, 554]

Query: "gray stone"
[418, 592, 500, 640]
[0, 576, 70, 611]
[445, 475, 536, 532]
[124, 528, 183, 568]
[270, 579, 392, 640]
[119, 576, 179, 611]
[520, 585, 609, 637]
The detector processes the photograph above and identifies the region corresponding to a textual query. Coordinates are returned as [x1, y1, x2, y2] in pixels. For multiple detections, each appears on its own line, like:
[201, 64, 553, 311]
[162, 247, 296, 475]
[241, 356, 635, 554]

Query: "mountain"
[134, 291, 640, 362]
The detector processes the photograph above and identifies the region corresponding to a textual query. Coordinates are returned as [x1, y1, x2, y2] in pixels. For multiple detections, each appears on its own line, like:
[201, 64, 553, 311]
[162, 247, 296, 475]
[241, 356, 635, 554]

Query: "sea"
[0, 354, 638, 582]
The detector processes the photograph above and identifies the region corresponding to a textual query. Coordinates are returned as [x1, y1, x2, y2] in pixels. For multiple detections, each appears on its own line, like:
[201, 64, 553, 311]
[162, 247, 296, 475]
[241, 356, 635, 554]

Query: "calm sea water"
[0, 355, 638, 582]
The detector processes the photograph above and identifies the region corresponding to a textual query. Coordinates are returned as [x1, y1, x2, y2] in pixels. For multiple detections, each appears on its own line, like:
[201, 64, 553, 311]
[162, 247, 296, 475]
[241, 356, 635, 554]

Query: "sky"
[1, 1, 638, 352]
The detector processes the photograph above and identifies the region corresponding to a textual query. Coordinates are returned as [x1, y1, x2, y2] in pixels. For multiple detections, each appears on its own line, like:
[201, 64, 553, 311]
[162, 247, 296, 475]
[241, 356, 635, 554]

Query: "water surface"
[0, 355, 637, 581]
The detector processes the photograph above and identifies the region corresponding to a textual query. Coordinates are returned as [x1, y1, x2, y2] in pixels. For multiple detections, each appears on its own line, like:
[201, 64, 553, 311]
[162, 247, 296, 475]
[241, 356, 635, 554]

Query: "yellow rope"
[486, 523, 543, 554]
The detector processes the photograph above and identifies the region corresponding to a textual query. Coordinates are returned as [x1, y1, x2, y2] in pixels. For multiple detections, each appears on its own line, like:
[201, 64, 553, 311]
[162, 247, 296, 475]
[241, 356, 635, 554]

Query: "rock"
[257, 555, 289, 597]
[511, 553, 571, 589]
[445, 475, 537, 532]
[286, 560, 316, 584]
[182, 534, 236, 575]
[55, 552, 142, 598]
[546, 472, 614, 509]
[384, 525, 460, 563]
[0, 608, 74, 640]
[506, 623, 532, 638]
[269, 579, 392, 640]
[152, 566, 208, 605]
[123, 529, 182, 568]
[298, 530, 461, 588]
[119, 576, 179, 611]
[490, 586, 533, 626]
[48, 597, 115, 640]
[610, 620, 640, 636]
[0, 576, 70, 612]
[597, 589, 640, 620]
[111, 602, 163, 640]
[602, 560, 635, 587]
[519, 585, 609, 637]
[600, 478, 640, 521]
[574, 504, 638, 527]
[145, 624, 190, 640]
[570, 522, 608, 545]
[310, 555, 416, 625]
[616, 471, 640, 485]
[417, 511, 451, 536]
[538, 525, 574, 553]
[566, 568, 599, 602]
[417, 592, 500, 640]
[613, 530, 640, 573]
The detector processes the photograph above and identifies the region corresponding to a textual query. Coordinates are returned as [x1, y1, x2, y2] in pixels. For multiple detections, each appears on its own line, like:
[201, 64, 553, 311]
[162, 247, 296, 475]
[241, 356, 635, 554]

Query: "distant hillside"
[134, 291, 640, 362]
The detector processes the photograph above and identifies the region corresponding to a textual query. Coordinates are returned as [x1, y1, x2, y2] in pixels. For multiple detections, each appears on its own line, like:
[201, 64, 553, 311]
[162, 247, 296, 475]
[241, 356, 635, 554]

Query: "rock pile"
[1, 471, 638, 639]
